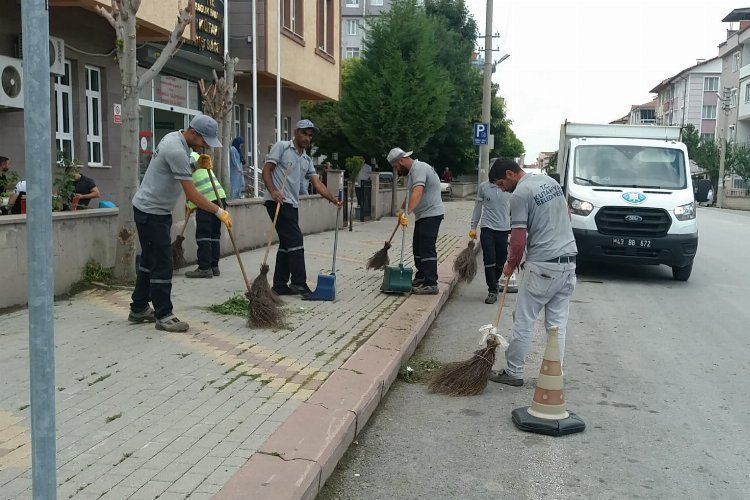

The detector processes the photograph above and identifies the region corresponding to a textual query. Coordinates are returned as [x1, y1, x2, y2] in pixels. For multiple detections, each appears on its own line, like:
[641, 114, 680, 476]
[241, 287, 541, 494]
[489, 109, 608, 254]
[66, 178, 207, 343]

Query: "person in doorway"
[355, 161, 373, 209]
[441, 167, 454, 183]
[230, 136, 245, 199]
[129, 115, 233, 333]
[262, 119, 342, 298]
[387, 147, 445, 295]
[488, 158, 577, 387]
[71, 169, 100, 208]
[470, 159, 515, 304]
[185, 154, 227, 279]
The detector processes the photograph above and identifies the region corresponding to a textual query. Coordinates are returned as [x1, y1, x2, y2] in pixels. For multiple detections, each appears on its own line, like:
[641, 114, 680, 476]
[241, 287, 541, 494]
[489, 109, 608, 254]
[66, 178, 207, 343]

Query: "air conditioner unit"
[15, 34, 66, 76]
[0, 55, 24, 109]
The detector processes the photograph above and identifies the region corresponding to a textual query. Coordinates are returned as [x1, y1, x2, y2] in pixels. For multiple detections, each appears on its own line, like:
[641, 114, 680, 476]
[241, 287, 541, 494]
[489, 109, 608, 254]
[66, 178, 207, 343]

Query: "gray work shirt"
[471, 181, 511, 231]
[510, 174, 577, 262]
[406, 159, 445, 221]
[132, 131, 193, 215]
[263, 140, 318, 208]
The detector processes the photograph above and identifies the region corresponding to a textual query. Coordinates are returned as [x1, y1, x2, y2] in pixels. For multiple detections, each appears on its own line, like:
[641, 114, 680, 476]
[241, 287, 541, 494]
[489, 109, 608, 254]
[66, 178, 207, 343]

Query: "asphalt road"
[319, 206, 750, 500]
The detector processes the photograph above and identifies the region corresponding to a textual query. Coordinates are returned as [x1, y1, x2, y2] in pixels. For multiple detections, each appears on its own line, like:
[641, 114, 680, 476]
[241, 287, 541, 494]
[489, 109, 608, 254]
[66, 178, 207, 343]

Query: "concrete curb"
[215, 245, 463, 500]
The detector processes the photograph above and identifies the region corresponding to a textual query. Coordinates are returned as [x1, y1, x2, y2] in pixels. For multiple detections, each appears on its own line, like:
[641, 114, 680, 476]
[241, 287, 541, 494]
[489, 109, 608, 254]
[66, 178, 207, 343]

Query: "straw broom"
[172, 213, 191, 270]
[452, 239, 478, 283]
[247, 167, 291, 328]
[366, 192, 410, 270]
[428, 274, 511, 396]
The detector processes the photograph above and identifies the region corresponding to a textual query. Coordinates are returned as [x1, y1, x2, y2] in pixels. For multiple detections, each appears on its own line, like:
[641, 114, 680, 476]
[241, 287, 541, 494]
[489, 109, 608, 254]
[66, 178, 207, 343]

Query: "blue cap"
[189, 115, 222, 148]
[295, 119, 320, 132]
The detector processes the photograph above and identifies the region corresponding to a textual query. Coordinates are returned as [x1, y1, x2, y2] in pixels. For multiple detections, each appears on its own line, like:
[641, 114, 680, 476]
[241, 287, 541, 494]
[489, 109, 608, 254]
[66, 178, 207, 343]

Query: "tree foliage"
[682, 124, 724, 190]
[339, 0, 452, 159]
[489, 89, 524, 159]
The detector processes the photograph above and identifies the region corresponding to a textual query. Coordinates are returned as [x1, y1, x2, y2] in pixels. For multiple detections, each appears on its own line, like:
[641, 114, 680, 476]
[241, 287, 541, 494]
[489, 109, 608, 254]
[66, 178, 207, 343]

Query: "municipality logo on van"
[622, 192, 646, 204]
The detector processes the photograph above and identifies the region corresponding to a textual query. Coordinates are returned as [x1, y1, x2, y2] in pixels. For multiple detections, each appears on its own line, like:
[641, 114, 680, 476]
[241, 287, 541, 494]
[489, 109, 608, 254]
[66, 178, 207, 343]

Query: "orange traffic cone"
[511, 326, 585, 436]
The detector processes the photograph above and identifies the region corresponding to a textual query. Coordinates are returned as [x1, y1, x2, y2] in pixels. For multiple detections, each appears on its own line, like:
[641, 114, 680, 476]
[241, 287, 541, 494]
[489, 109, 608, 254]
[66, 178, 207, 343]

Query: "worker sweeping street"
[488, 158, 577, 387]
[262, 119, 342, 299]
[387, 147, 444, 295]
[470, 159, 514, 304]
[184, 154, 227, 278]
[128, 115, 232, 333]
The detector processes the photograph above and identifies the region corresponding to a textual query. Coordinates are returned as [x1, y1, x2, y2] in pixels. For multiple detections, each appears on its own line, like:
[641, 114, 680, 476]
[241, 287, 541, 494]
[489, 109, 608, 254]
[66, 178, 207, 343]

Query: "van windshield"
[573, 145, 687, 189]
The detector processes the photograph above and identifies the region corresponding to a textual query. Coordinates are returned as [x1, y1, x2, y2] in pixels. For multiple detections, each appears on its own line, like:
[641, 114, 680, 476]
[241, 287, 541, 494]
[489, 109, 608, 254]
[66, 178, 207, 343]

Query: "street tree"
[489, 89, 524, 159]
[340, 0, 452, 155]
[730, 144, 750, 193]
[97, 1, 192, 281]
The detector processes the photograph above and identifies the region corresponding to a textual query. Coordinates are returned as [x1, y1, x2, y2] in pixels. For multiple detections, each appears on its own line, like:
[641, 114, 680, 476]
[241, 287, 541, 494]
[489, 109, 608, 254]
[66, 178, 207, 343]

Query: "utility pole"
[479, 0, 493, 184]
[717, 86, 731, 209]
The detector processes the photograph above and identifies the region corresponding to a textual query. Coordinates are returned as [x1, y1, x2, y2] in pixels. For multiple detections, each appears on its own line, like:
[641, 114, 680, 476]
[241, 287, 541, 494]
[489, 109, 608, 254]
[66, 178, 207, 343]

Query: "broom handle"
[262, 167, 292, 267]
[178, 212, 191, 237]
[494, 274, 512, 327]
[385, 190, 411, 244]
[206, 168, 252, 294]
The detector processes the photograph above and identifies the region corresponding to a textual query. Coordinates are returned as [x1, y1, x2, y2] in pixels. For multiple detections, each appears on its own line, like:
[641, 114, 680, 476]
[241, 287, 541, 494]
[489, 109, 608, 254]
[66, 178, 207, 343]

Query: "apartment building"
[340, 0, 390, 60]
[717, 10, 750, 148]
[649, 58, 721, 140]
[0, 0, 340, 206]
[627, 99, 657, 125]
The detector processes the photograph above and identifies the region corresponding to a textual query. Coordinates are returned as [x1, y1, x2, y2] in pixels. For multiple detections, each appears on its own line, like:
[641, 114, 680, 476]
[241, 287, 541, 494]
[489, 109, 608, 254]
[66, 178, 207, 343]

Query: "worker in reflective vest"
[185, 157, 227, 278]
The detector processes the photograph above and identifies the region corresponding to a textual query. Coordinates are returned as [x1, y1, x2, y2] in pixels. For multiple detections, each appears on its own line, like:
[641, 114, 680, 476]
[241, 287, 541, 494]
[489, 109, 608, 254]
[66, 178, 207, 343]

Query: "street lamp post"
[478, 0, 493, 185]
[717, 86, 731, 209]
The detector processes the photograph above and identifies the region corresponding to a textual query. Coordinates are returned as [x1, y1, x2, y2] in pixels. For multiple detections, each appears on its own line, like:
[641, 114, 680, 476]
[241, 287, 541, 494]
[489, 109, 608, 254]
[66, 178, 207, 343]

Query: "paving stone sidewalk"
[0, 201, 473, 499]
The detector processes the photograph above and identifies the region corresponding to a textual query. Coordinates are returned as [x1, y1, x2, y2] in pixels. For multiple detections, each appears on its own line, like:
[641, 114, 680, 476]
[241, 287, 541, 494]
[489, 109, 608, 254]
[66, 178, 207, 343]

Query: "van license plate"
[612, 238, 652, 248]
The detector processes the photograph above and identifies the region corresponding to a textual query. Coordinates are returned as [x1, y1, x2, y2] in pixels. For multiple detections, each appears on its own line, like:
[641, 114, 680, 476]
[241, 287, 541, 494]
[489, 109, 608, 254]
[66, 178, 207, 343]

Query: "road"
[319, 205, 750, 500]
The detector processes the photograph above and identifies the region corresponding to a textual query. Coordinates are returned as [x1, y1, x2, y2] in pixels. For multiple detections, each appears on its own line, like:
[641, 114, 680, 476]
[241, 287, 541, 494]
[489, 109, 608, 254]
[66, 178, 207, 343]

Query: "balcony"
[741, 63, 750, 80]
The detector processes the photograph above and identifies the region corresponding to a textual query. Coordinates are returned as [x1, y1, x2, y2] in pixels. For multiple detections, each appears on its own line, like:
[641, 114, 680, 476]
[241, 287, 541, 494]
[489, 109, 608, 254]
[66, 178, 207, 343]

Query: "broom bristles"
[247, 263, 285, 328]
[366, 242, 391, 270]
[172, 235, 186, 270]
[428, 337, 499, 396]
[453, 240, 478, 283]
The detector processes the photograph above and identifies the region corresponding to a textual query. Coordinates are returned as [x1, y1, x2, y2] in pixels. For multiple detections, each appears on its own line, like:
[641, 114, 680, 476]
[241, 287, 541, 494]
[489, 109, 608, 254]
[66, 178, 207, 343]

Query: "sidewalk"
[0, 201, 473, 499]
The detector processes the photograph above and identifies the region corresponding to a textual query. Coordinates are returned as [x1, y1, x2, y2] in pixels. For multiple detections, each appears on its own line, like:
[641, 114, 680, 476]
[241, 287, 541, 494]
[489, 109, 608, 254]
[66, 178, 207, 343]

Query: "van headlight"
[569, 196, 594, 216]
[674, 201, 696, 221]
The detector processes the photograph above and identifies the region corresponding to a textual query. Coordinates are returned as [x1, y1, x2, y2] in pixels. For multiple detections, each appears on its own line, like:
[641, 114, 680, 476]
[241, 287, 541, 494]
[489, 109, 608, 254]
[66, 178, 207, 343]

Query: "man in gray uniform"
[470, 160, 513, 304]
[129, 115, 233, 333]
[387, 147, 445, 295]
[263, 119, 342, 298]
[488, 158, 577, 386]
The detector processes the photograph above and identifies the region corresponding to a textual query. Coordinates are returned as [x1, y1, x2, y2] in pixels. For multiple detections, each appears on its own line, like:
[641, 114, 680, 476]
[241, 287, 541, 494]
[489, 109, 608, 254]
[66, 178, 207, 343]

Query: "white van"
[555, 122, 703, 281]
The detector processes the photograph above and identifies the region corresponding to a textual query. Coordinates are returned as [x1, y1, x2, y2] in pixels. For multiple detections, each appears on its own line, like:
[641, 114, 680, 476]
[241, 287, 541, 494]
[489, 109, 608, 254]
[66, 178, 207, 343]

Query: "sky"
[464, 0, 741, 162]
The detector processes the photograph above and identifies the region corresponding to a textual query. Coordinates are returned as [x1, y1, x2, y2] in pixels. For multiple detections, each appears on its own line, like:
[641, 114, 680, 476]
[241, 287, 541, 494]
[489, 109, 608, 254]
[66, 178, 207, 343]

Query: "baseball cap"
[387, 147, 412, 164]
[295, 119, 320, 132]
[189, 115, 222, 148]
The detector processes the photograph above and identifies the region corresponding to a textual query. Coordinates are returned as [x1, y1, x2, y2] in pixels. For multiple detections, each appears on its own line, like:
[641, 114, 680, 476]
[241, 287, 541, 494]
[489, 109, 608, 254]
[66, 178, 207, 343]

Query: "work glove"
[469, 229, 477, 240]
[398, 212, 408, 227]
[198, 154, 213, 170]
[184, 205, 194, 218]
[215, 207, 232, 229]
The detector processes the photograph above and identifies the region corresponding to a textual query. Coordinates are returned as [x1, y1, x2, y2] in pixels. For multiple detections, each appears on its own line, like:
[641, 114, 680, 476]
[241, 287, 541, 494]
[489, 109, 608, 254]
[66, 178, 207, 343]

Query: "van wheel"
[671, 263, 692, 281]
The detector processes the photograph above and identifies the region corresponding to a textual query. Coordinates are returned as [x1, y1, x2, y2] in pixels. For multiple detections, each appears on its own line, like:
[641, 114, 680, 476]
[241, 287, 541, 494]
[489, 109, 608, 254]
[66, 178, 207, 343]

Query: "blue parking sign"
[473, 122, 488, 145]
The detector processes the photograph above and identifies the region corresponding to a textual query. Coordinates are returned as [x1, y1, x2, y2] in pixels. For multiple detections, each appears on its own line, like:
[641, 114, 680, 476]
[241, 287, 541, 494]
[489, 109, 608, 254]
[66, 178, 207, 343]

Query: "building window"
[371, 0, 383, 5]
[729, 125, 736, 140]
[246, 108, 254, 165]
[85, 65, 103, 166]
[702, 105, 717, 119]
[234, 104, 241, 138]
[345, 46, 361, 59]
[345, 0, 359, 7]
[704, 77, 719, 92]
[733, 52, 741, 72]
[283, 0, 304, 36]
[745, 84, 750, 103]
[317, 0, 334, 54]
[346, 19, 360, 36]
[730, 88, 738, 108]
[700, 132, 715, 141]
[54, 60, 74, 160]
[282, 116, 291, 141]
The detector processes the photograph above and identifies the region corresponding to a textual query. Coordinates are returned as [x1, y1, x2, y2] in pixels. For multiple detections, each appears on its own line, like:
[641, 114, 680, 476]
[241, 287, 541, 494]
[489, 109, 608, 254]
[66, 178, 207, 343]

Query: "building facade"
[340, 0, 391, 60]
[650, 58, 721, 139]
[0, 0, 341, 206]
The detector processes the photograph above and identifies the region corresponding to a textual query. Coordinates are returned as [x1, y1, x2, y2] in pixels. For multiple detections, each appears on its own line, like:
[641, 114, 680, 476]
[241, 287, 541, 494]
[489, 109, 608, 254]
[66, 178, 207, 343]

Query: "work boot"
[411, 278, 425, 287]
[484, 292, 497, 304]
[128, 306, 155, 323]
[212, 267, 221, 277]
[185, 268, 213, 278]
[412, 284, 438, 295]
[489, 370, 523, 386]
[155, 315, 189, 332]
[272, 284, 296, 296]
[289, 283, 313, 298]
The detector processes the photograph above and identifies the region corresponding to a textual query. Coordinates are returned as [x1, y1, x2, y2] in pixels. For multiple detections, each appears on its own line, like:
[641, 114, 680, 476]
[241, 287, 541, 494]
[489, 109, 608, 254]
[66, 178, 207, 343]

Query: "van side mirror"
[548, 173, 561, 184]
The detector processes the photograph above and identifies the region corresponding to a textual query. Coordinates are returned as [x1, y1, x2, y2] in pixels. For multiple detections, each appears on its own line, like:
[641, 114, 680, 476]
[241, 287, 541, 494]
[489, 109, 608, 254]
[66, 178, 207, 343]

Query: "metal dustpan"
[381, 223, 413, 293]
[305, 190, 342, 301]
